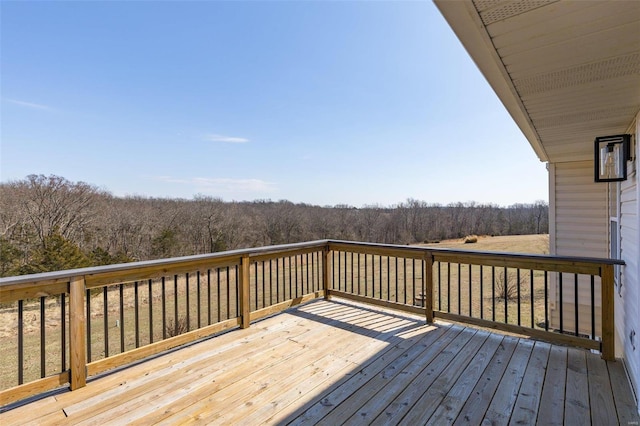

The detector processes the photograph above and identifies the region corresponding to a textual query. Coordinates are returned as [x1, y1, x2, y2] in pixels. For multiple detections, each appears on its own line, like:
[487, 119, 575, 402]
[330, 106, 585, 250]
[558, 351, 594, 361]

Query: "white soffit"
[434, 0, 640, 163]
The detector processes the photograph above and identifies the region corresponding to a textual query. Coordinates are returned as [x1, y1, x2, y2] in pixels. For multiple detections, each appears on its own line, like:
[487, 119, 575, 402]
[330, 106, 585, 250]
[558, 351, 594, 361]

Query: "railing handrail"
[327, 239, 626, 266]
[0, 240, 330, 288]
[0, 238, 624, 289]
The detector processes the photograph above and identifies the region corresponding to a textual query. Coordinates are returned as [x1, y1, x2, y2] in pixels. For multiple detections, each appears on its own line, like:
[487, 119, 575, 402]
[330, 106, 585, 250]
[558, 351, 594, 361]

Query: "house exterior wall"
[552, 161, 608, 258]
[549, 161, 608, 337]
[618, 115, 639, 405]
[550, 124, 640, 409]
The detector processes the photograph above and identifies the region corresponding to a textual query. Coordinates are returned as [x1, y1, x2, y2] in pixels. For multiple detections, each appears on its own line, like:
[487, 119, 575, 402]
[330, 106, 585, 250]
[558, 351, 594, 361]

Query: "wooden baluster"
[323, 247, 331, 300]
[69, 276, 87, 390]
[424, 253, 434, 323]
[600, 263, 615, 361]
[239, 255, 251, 329]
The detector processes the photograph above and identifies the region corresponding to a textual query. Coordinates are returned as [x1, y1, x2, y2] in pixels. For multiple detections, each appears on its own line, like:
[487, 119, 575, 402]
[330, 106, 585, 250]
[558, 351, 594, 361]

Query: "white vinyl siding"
[550, 161, 608, 336]
[618, 118, 639, 403]
[554, 162, 608, 257]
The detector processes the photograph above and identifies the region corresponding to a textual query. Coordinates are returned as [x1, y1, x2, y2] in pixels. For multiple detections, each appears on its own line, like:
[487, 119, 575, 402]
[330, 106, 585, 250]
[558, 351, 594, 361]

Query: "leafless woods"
[0, 175, 548, 276]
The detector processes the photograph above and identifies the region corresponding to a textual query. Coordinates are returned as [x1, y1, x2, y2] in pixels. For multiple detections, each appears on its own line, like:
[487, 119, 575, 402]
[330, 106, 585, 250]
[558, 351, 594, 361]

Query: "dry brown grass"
[421, 234, 549, 254]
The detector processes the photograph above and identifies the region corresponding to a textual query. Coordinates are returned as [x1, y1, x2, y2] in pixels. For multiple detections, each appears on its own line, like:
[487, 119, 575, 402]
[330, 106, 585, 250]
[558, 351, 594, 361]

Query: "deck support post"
[424, 253, 434, 323]
[239, 255, 251, 329]
[323, 247, 331, 300]
[601, 263, 615, 361]
[69, 276, 87, 390]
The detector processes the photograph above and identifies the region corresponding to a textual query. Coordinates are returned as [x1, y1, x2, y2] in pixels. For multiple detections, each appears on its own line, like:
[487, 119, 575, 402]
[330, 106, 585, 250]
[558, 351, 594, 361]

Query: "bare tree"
[0, 175, 549, 275]
[15, 175, 102, 247]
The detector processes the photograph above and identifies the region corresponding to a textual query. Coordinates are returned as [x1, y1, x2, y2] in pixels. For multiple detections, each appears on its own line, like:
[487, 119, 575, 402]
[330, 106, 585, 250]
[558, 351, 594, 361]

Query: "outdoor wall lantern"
[594, 134, 630, 182]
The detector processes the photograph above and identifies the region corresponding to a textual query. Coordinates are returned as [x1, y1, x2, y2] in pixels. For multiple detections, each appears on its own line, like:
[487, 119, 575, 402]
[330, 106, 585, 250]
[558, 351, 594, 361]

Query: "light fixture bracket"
[594, 134, 630, 182]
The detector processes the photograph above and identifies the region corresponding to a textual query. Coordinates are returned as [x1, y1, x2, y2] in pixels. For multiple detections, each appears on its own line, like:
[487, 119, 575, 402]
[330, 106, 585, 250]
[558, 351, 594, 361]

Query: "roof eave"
[433, 0, 549, 162]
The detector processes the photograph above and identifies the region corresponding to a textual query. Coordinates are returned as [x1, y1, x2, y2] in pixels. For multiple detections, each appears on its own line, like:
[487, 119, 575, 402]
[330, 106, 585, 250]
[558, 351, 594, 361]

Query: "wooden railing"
[327, 241, 621, 360]
[0, 241, 327, 407]
[0, 239, 623, 407]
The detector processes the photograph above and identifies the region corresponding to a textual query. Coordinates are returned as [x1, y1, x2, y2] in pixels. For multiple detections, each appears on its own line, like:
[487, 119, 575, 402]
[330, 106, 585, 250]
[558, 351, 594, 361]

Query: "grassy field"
[419, 233, 549, 254]
[1, 235, 550, 391]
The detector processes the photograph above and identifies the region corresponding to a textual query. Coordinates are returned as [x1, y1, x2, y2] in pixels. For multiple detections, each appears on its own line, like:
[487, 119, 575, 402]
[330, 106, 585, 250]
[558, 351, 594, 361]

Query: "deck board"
[481, 338, 534, 425]
[314, 325, 464, 425]
[536, 344, 567, 426]
[452, 335, 520, 425]
[347, 327, 480, 425]
[586, 354, 618, 425]
[383, 330, 489, 425]
[396, 330, 498, 425]
[607, 360, 640, 425]
[1, 298, 637, 425]
[565, 347, 591, 424]
[427, 332, 505, 425]
[509, 341, 551, 426]
[286, 324, 444, 425]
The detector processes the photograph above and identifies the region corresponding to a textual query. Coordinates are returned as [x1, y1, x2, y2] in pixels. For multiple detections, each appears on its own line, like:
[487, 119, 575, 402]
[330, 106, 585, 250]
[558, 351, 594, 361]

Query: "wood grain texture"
[452, 335, 519, 426]
[607, 360, 640, 425]
[509, 341, 551, 426]
[69, 276, 86, 390]
[0, 281, 68, 304]
[427, 332, 505, 425]
[286, 324, 443, 425]
[586, 354, 617, 425]
[0, 372, 69, 407]
[432, 252, 602, 275]
[330, 290, 425, 316]
[536, 344, 567, 426]
[249, 291, 323, 322]
[564, 347, 590, 424]
[1, 298, 636, 425]
[424, 253, 434, 323]
[481, 339, 534, 426]
[388, 330, 491, 425]
[345, 327, 481, 425]
[433, 310, 600, 351]
[238, 255, 251, 329]
[86, 318, 240, 377]
[600, 263, 615, 361]
[323, 249, 330, 300]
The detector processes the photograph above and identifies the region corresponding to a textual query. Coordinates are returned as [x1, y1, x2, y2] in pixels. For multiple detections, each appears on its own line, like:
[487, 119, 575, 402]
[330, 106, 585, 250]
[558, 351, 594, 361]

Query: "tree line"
[0, 175, 548, 277]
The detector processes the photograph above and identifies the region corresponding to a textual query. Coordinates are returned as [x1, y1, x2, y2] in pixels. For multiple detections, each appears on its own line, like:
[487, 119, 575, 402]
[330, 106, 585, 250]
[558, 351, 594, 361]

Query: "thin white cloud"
[154, 176, 276, 193]
[193, 177, 274, 192]
[154, 176, 189, 184]
[204, 134, 249, 144]
[4, 98, 51, 110]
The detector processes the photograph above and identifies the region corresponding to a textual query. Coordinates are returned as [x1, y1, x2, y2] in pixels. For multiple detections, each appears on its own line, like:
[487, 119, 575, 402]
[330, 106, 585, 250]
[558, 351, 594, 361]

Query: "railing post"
[69, 276, 87, 390]
[239, 255, 251, 329]
[424, 253, 434, 324]
[323, 246, 331, 300]
[601, 263, 615, 361]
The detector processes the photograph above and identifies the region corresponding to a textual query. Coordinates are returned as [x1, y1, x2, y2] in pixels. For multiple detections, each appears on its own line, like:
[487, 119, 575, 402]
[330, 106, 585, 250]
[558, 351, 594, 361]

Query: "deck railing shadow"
[274, 301, 466, 425]
[286, 299, 425, 343]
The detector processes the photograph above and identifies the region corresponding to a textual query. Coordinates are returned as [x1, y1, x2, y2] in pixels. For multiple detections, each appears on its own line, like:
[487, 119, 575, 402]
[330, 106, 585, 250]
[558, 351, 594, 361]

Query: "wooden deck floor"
[1, 299, 638, 425]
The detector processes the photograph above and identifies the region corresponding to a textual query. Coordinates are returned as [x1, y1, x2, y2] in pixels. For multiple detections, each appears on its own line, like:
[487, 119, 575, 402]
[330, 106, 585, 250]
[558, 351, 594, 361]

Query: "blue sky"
[1, 1, 548, 207]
